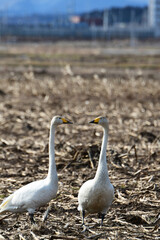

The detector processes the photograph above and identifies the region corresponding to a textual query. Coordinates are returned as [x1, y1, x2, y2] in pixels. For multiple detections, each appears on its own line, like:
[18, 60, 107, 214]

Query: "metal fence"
[0, 24, 155, 41]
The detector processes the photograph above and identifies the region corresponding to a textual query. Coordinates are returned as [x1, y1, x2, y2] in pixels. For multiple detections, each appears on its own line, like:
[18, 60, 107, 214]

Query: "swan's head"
[89, 116, 108, 128]
[51, 116, 73, 126]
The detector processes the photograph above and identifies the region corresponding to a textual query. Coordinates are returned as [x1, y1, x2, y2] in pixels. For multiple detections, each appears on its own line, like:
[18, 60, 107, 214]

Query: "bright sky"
[0, 0, 149, 14]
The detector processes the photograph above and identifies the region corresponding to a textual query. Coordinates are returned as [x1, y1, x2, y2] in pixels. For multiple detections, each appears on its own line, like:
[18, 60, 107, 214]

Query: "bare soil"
[0, 41, 159, 239]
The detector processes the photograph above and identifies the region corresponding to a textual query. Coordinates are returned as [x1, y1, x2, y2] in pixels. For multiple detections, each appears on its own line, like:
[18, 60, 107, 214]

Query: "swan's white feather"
[78, 179, 114, 214]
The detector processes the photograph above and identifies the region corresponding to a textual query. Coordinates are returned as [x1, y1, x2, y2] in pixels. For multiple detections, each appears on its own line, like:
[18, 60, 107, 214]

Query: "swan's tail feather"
[0, 195, 13, 214]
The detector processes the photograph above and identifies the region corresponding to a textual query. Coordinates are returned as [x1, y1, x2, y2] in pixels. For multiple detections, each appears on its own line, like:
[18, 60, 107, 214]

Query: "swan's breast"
[85, 182, 114, 214]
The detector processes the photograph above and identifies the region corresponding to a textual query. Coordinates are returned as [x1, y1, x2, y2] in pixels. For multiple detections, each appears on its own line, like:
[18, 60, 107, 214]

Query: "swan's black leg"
[82, 210, 85, 226]
[101, 213, 105, 226]
[29, 213, 35, 224]
[81, 210, 88, 232]
[42, 206, 50, 223]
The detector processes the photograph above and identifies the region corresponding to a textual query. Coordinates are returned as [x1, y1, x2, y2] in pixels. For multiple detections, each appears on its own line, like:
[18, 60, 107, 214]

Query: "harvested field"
[0, 41, 159, 239]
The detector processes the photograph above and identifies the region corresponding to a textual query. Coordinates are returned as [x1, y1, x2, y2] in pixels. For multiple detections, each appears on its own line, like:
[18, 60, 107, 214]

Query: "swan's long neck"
[47, 123, 58, 182]
[94, 126, 109, 182]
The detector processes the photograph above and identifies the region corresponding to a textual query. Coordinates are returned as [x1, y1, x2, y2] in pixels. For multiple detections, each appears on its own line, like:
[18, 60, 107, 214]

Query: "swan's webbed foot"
[81, 224, 89, 232]
[81, 224, 97, 234]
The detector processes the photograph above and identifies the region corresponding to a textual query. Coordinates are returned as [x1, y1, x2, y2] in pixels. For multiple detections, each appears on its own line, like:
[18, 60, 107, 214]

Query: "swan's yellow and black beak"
[89, 117, 100, 124]
[62, 118, 73, 124]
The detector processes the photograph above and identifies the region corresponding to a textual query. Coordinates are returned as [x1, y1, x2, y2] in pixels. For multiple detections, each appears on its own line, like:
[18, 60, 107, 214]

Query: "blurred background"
[0, 0, 159, 42]
[0, 1, 160, 239]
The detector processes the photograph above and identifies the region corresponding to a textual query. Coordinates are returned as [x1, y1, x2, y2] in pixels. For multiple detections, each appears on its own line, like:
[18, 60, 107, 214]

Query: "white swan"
[0, 116, 72, 223]
[78, 117, 114, 228]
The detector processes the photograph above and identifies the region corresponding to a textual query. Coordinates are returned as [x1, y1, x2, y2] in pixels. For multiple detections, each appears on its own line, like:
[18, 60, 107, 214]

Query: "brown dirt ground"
[0, 41, 160, 239]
